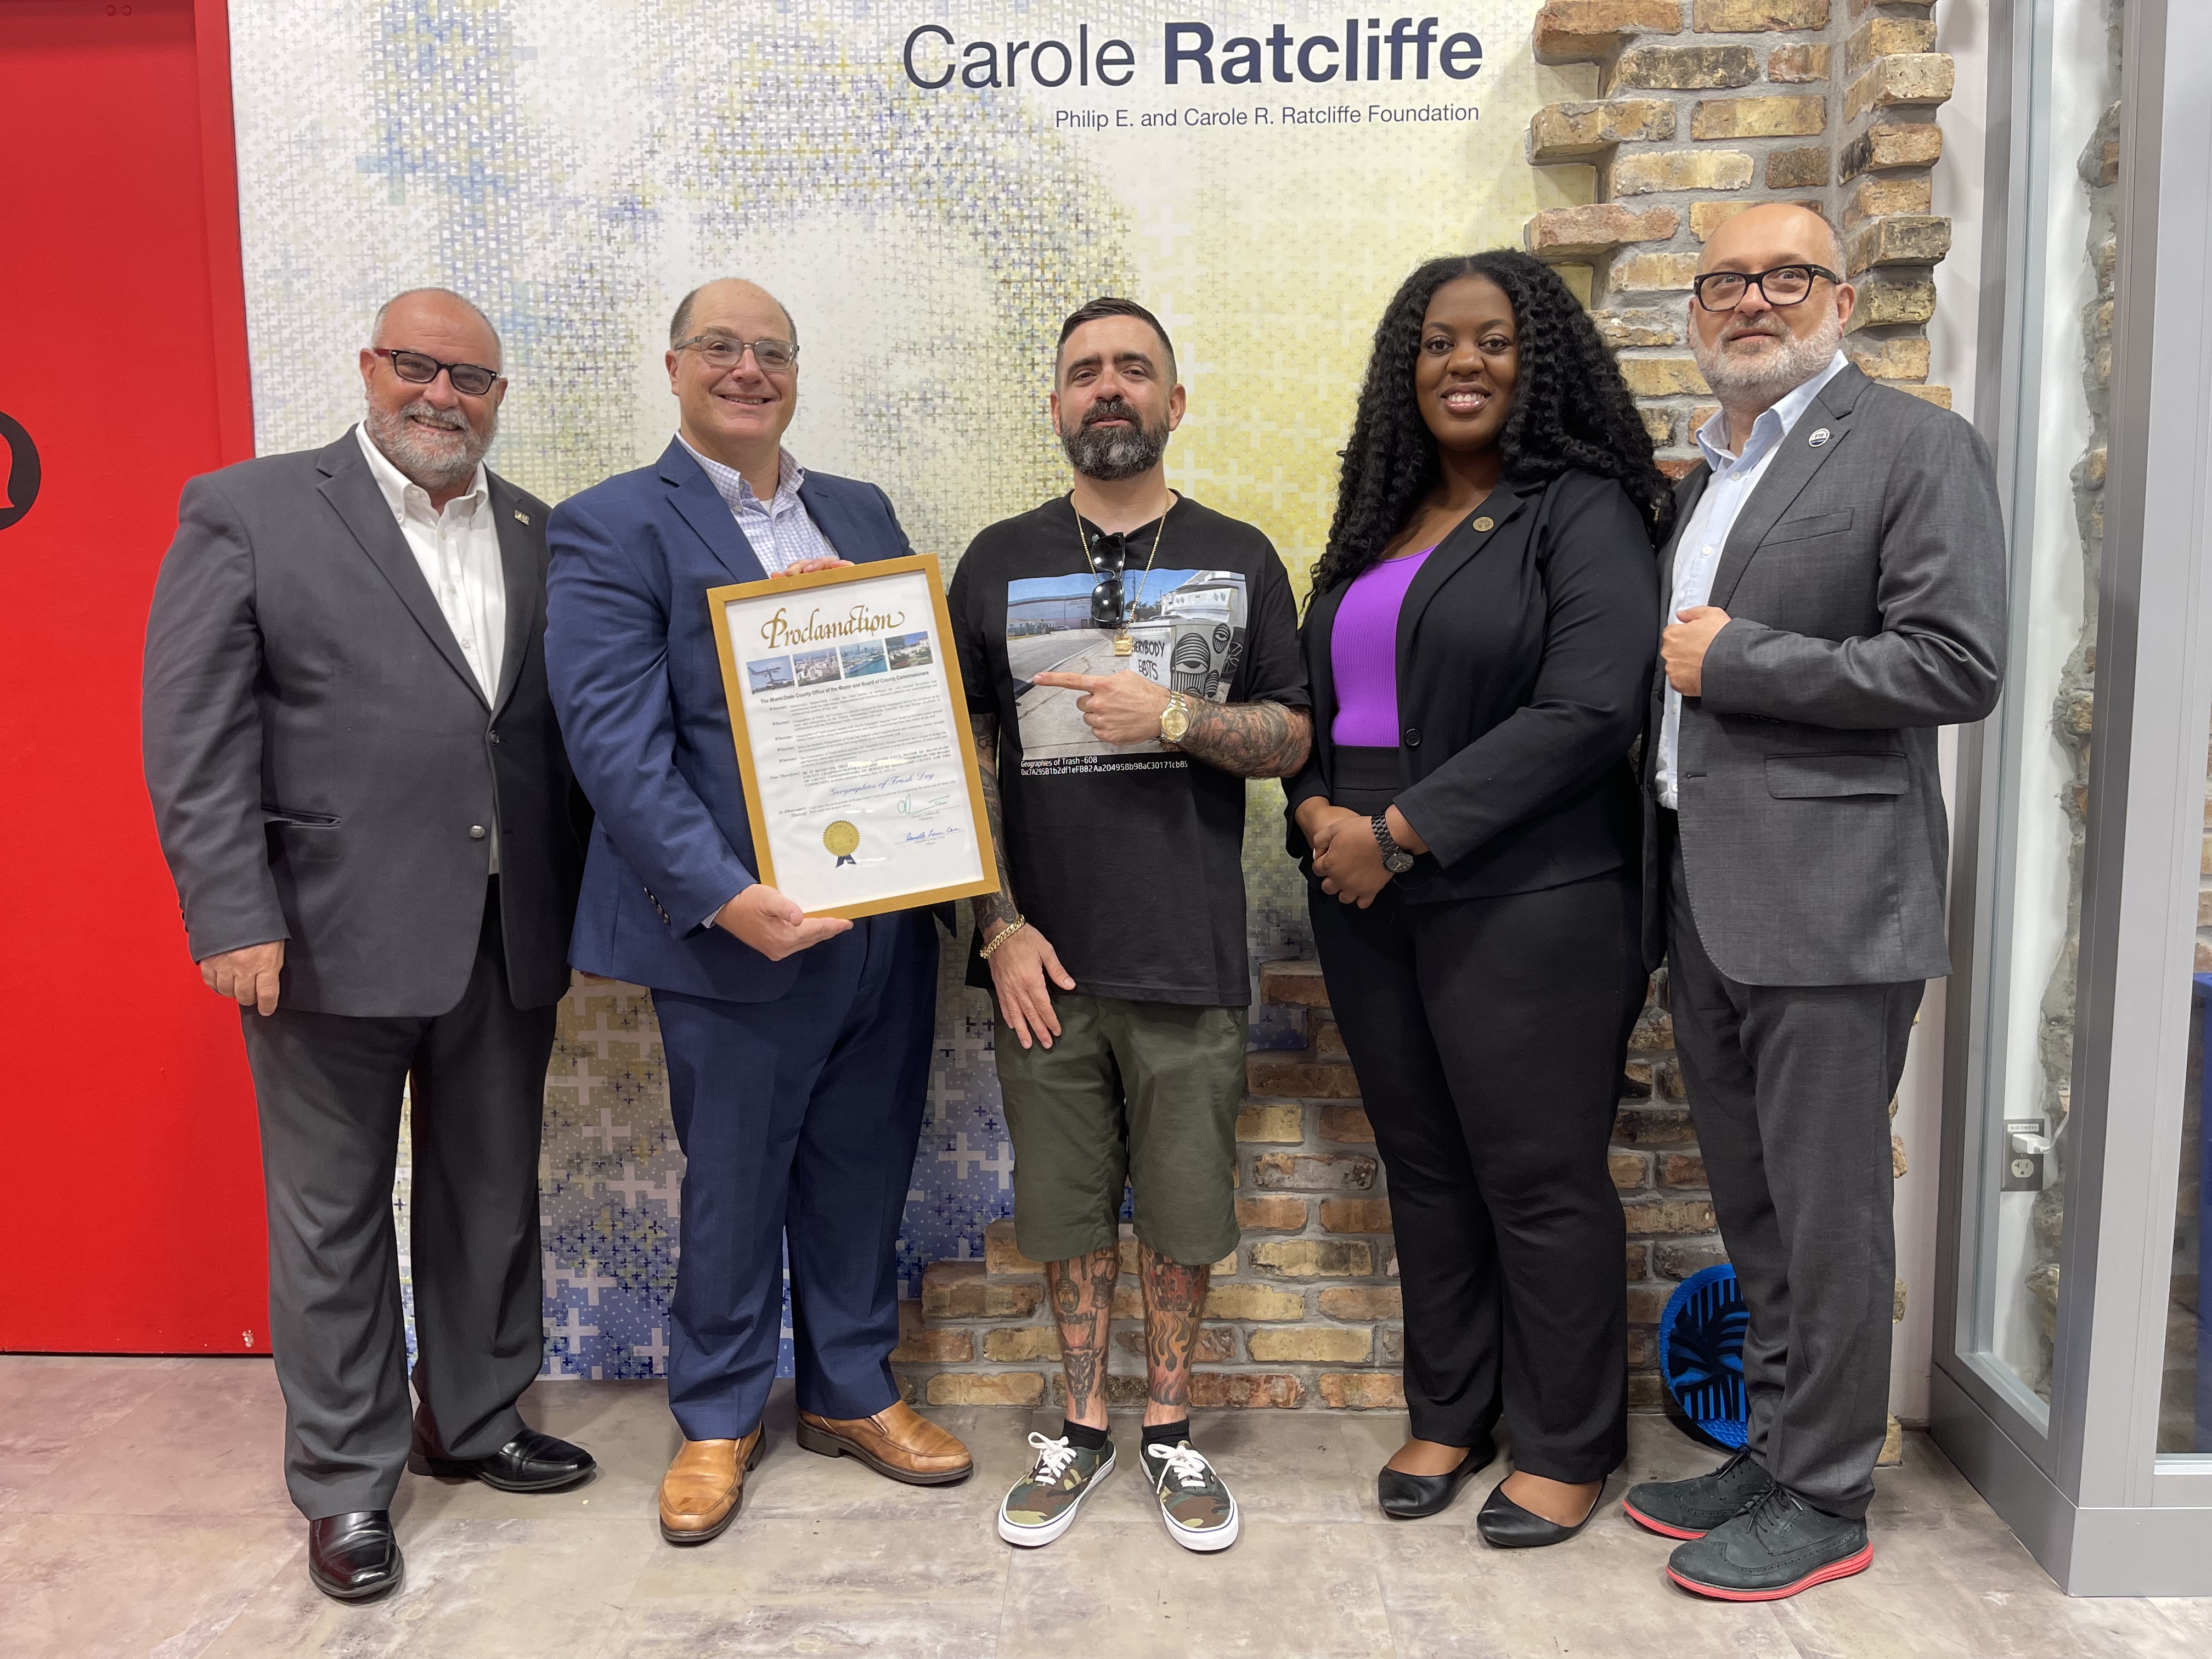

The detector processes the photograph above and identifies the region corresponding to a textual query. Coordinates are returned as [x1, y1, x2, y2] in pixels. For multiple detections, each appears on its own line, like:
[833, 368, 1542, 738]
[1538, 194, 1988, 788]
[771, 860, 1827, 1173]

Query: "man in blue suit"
[545, 279, 972, 1546]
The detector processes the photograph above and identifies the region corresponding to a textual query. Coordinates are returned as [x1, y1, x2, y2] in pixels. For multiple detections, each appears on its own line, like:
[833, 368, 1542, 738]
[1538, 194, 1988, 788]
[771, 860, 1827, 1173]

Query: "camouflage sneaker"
[997, 1431, 1115, 1548]
[1145, 1439, 1240, 1553]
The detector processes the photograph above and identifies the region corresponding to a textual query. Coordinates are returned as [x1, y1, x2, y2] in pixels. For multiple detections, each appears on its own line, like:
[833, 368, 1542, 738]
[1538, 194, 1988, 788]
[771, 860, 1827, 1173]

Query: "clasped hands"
[1028, 669, 1171, 745]
[1296, 800, 1427, 909]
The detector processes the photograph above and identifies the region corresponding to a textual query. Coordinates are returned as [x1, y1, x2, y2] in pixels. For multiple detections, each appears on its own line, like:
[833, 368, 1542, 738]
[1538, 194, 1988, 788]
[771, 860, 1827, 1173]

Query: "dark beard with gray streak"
[1059, 397, 1169, 481]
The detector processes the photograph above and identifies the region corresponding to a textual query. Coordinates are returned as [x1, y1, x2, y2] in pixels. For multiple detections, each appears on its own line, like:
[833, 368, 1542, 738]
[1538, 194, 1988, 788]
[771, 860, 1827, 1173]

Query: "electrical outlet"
[2002, 1119, 2050, 1192]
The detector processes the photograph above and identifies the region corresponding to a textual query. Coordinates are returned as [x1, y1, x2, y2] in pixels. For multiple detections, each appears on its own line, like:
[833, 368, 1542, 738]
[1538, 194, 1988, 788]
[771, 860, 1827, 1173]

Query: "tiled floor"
[4, 1356, 2209, 1658]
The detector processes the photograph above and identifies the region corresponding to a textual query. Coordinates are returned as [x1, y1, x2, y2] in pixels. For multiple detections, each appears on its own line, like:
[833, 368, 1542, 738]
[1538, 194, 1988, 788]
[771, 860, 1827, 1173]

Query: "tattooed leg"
[1046, 1246, 1120, 1430]
[1139, 1244, 1211, 1426]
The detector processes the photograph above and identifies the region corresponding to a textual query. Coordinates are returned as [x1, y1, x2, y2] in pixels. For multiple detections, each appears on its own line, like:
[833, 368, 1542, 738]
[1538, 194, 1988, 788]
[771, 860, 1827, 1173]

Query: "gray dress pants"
[1666, 842, 1922, 1520]
[238, 880, 557, 1518]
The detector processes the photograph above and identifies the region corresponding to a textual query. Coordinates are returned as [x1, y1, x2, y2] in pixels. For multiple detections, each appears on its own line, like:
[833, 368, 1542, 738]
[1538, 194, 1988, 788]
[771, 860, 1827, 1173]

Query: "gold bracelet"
[978, 916, 1027, 960]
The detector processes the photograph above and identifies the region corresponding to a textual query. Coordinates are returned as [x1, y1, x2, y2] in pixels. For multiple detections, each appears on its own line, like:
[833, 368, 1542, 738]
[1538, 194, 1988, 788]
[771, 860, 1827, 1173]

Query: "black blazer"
[1285, 468, 1660, 904]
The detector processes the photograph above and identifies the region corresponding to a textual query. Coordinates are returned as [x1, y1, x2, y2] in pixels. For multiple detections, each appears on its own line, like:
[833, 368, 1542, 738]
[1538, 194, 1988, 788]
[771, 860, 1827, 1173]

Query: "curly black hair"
[1312, 250, 1674, 594]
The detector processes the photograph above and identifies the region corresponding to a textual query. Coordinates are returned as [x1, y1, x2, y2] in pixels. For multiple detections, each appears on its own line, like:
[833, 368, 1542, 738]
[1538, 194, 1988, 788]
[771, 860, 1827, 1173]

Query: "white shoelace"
[1025, 1431, 1080, 1483]
[1145, 1441, 1215, 1488]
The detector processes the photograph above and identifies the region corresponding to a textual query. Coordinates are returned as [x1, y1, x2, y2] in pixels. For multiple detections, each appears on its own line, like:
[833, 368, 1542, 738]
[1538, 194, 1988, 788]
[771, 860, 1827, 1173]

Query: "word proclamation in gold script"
[707, 555, 998, 918]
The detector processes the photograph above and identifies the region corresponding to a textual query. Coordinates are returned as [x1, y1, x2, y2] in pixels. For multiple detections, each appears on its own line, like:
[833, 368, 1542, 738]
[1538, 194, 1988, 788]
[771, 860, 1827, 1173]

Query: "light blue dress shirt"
[1655, 351, 1850, 809]
[675, 434, 842, 574]
[675, 436, 845, 926]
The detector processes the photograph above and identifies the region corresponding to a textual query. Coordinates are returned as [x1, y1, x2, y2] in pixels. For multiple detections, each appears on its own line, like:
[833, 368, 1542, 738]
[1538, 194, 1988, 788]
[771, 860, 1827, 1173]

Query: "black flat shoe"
[409, 1419, 597, 1493]
[1476, 1479, 1605, 1548]
[307, 1510, 402, 1601]
[1377, 1436, 1496, 1520]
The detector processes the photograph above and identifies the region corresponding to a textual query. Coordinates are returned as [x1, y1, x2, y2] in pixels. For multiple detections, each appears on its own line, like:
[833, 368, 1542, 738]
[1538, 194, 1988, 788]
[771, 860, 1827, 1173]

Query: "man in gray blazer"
[143, 289, 594, 1602]
[1618, 206, 2006, 1600]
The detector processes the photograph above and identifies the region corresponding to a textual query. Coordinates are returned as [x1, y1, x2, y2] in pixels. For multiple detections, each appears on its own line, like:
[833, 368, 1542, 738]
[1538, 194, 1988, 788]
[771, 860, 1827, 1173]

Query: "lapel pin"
[1472, 516, 1494, 532]
[1808, 428, 1832, 448]
[513, 509, 531, 524]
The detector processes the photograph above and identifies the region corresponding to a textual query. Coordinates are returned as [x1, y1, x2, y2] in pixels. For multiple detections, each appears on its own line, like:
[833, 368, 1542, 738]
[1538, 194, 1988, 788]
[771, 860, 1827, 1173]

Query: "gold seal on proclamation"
[824, 820, 860, 865]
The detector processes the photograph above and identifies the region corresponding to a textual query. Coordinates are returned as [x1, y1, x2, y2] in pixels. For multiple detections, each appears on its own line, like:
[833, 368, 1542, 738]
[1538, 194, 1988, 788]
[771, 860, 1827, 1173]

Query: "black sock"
[1061, 1419, 1109, 1452]
[1142, 1418, 1192, 1452]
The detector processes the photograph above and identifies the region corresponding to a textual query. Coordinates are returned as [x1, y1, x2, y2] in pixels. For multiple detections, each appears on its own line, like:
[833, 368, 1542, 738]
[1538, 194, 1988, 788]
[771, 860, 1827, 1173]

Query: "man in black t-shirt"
[949, 298, 1310, 1554]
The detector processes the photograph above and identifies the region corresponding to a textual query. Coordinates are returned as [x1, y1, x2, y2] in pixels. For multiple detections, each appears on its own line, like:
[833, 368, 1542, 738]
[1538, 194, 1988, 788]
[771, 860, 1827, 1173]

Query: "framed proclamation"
[706, 555, 999, 919]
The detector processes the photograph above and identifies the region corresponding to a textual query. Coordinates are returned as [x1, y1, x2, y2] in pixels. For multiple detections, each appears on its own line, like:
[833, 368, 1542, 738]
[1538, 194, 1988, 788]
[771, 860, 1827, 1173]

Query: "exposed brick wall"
[1526, 0, 1957, 476]
[895, 961, 1747, 1417]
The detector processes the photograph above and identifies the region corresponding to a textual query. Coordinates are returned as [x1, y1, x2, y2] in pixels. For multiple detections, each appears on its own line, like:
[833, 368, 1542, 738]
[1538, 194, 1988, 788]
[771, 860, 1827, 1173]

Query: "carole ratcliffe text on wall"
[902, 19, 1483, 91]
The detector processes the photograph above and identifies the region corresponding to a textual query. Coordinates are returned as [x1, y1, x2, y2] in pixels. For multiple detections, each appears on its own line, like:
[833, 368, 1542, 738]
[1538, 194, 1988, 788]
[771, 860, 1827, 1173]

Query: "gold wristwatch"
[1159, 691, 1191, 745]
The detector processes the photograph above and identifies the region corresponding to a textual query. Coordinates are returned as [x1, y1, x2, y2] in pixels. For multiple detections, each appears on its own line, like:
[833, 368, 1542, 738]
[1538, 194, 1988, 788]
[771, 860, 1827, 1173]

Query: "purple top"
[1329, 548, 1432, 746]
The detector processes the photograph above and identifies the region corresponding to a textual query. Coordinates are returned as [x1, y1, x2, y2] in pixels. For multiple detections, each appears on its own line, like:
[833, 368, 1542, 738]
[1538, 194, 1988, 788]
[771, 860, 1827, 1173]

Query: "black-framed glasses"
[1087, 531, 1129, 628]
[1690, 263, 1842, 312]
[675, 333, 799, 373]
[371, 347, 501, 397]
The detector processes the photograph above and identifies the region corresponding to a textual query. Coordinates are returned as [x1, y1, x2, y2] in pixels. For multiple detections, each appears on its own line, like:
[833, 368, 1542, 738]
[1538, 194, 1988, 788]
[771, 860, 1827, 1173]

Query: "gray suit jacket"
[142, 429, 586, 1017]
[1639, 365, 2006, 986]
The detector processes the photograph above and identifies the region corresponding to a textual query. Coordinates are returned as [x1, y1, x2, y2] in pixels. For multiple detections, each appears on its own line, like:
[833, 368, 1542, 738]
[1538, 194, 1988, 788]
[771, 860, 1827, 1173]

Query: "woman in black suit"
[1288, 251, 1669, 1546]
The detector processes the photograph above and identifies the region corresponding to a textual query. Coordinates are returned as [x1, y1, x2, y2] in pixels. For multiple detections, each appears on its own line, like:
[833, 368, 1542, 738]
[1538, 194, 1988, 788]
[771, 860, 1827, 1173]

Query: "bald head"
[1690, 202, 1856, 440]
[1699, 202, 1846, 283]
[669, 279, 797, 348]
[371, 287, 501, 368]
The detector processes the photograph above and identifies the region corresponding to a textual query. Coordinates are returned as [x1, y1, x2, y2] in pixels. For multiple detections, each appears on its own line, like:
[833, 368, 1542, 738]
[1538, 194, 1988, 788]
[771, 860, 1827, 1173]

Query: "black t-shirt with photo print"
[949, 493, 1308, 1006]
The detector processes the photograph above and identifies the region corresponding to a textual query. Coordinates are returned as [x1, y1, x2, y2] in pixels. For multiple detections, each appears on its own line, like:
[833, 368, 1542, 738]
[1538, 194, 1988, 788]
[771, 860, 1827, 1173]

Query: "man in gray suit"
[1618, 205, 2006, 1600]
[143, 288, 594, 1602]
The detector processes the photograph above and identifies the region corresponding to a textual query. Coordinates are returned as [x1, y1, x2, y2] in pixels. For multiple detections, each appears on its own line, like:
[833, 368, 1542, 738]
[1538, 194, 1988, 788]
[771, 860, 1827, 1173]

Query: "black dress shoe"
[307, 1510, 402, 1602]
[1476, 1478, 1605, 1548]
[409, 1423, 597, 1493]
[1376, 1436, 1496, 1519]
[1666, 1486, 1872, 1601]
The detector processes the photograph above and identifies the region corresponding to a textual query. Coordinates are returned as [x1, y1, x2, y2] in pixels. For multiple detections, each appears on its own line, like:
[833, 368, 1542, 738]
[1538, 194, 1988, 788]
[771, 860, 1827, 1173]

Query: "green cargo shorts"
[994, 995, 1246, 1268]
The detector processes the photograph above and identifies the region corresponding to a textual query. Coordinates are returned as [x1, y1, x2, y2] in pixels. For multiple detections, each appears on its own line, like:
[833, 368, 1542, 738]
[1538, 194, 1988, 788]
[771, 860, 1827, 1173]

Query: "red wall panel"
[0, 0, 267, 1351]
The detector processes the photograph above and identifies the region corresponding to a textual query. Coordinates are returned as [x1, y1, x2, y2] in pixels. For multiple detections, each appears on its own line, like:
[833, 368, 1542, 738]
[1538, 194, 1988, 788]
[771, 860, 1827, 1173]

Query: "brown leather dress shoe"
[795, 1401, 973, 1486]
[658, 1424, 766, 1545]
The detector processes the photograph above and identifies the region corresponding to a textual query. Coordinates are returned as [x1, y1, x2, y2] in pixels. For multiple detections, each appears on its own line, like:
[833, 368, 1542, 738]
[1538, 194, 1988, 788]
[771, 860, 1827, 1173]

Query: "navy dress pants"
[650, 909, 937, 1440]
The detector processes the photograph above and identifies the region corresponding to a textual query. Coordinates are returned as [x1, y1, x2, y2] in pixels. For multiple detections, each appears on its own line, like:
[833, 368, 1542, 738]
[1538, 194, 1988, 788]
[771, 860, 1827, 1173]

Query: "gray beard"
[1060, 414, 1169, 482]
[1694, 310, 1844, 409]
[364, 398, 493, 492]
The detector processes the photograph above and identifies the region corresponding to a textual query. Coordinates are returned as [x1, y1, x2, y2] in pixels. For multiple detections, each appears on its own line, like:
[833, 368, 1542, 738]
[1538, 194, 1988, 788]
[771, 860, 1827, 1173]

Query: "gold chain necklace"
[1073, 494, 1169, 656]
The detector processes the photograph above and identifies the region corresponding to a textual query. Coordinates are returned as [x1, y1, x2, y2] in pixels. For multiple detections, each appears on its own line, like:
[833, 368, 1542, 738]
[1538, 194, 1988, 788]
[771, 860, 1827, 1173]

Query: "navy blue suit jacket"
[545, 439, 919, 1001]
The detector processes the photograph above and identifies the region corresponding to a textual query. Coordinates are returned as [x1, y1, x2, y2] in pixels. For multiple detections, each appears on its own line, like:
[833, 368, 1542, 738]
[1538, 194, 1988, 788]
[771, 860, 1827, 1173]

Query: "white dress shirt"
[675, 434, 842, 573]
[354, 422, 507, 869]
[1655, 351, 1849, 809]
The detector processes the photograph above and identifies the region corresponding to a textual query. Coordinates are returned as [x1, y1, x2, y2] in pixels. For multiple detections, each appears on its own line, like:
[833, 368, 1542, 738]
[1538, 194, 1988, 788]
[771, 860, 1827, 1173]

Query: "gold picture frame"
[705, 554, 999, 920]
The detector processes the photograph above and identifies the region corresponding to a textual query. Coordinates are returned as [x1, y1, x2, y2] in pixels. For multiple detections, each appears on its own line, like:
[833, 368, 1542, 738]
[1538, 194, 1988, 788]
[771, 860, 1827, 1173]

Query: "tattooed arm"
[969, 708, 1022, 938]
[1173, 698, 1312, 780]
[970, 707, 1075, 1049]
[1026, 669, 1312, 779]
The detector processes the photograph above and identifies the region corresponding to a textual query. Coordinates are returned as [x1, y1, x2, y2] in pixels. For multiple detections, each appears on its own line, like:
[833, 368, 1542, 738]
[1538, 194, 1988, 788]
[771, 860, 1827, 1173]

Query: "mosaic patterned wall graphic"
[230, 0, 1558, 1378]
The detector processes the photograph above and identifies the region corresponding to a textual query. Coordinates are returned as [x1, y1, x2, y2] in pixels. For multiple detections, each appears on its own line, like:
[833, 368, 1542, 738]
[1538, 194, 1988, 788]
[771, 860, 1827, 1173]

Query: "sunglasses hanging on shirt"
[1074, 500, 1167, 657]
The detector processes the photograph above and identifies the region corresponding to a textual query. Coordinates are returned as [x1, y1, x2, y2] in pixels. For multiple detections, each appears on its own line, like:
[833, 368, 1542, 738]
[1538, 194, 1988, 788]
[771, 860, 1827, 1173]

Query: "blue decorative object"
[1659, 1265, 1750, 1448]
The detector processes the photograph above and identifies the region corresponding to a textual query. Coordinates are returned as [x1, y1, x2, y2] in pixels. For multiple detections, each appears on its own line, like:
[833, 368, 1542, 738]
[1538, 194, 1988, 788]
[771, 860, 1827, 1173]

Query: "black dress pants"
[1309, 864, 1644, 1482]
[238, 879, 558, 1518]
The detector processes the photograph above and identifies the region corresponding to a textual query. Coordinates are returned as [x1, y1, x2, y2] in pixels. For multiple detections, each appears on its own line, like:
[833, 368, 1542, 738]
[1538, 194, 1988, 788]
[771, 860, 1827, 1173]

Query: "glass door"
[1944, 0, 2123, 1447]
[1937, 0, 2212, 1594]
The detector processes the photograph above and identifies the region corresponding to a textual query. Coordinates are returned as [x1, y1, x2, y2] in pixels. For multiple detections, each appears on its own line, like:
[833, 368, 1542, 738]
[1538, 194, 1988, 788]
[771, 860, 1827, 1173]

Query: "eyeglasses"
[1690, 264, 1842, 312]
[675, 334, 799, 374]
[371, 347, 501, 397]
[1087, 532, 1129, 628]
